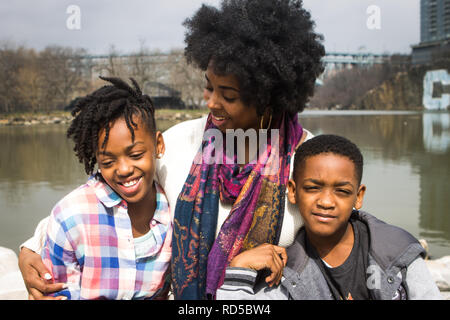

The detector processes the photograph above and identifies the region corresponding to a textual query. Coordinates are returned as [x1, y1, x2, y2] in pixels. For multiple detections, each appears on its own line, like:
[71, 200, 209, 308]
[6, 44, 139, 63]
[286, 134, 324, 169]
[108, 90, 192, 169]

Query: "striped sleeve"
[216, 267, 258, 299]
[217, 267, 291, 300]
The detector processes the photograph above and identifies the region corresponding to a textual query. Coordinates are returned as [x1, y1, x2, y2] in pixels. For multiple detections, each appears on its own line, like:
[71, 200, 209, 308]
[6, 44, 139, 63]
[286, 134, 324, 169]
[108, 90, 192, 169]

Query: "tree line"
[0, 45, 92, 114]
[0, 42, 205, 114]
[309, 51, 450, 110]
[309, 55, 413, 110]
[2, 42, 448, 114]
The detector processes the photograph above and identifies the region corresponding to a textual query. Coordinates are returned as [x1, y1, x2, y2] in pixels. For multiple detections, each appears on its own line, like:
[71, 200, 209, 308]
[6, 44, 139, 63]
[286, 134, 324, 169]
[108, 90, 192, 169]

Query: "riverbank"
[0, 109, 208, 127]
[3, 109, 450, 127]
[0, 244, 449, 300]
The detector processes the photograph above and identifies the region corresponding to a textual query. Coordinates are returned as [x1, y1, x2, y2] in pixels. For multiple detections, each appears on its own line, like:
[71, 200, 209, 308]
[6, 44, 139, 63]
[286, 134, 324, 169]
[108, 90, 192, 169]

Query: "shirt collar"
[88, 175, 123, 208]
[88, 175, 170, 224]
[152, 182, 170, 226]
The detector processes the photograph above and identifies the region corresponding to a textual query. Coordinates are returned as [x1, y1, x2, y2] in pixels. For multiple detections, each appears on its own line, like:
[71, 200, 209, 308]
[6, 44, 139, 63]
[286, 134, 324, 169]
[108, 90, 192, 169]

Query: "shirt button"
[151, 220, 157, 226]
[291, 281, 297, 287]
[387, 276, 394, 284]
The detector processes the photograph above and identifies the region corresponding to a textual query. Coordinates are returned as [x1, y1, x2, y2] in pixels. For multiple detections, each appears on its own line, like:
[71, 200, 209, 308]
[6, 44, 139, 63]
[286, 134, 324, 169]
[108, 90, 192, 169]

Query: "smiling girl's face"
[96, 115, 164, 205]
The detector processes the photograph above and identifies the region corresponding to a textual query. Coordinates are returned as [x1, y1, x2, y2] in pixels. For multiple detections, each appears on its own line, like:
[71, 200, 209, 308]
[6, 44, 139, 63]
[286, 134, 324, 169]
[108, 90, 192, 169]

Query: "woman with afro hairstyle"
[18, 0, 324, 300]
[170, 0, 325, 299]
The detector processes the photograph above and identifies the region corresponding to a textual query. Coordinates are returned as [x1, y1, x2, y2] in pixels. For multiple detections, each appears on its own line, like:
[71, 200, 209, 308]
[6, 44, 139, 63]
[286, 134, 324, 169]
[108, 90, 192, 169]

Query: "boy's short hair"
[293, 134, 364, 185]
[67, 76, 156, 175]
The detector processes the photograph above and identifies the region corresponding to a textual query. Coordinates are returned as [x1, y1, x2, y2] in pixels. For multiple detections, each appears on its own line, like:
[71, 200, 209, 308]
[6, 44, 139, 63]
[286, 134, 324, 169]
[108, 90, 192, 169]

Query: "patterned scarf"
[171, 112, 302, 299]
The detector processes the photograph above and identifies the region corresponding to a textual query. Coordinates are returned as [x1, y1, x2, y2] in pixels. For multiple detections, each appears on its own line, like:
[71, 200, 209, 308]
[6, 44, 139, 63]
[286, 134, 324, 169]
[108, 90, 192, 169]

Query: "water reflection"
[0, 125, 86, 203]
[416, 113, 450, 254]
[0, 112, 449, 257]
[422, 113, 450, 153]
[300, 112, 425, 160]
[0, 125, 85, 183]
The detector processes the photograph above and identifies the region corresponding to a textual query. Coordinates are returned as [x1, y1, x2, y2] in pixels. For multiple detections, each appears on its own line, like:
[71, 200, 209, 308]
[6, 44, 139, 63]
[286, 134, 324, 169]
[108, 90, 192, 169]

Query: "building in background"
[412, 0, 450, 64]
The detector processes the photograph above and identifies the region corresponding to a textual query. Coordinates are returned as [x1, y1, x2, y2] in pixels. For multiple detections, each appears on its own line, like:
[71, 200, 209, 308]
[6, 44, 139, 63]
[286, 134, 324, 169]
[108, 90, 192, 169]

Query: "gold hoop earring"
[260, 114, 273, 130]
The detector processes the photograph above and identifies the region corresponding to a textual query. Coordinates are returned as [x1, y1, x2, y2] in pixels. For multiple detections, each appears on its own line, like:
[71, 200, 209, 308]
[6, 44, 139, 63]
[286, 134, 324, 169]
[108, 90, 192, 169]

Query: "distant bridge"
[320, 52, 390, 81]
[323, 52, 389, 65]
[82, 51, 389, 76]
[80, 51, 390, 89]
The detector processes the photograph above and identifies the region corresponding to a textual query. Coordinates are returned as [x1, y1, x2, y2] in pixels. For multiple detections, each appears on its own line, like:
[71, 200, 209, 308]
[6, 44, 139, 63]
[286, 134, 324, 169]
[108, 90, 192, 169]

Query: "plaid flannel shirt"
[42, 175, 172, 300]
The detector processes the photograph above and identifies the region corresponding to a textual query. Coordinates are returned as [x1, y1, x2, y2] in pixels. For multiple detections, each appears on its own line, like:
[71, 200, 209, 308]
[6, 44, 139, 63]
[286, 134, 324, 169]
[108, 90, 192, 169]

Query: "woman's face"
[203, 66, 260, 132]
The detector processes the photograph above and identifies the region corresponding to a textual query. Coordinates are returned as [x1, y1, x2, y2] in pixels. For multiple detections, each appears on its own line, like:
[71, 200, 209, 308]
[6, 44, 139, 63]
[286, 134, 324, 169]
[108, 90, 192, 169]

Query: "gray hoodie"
[216, 211, 442, 300]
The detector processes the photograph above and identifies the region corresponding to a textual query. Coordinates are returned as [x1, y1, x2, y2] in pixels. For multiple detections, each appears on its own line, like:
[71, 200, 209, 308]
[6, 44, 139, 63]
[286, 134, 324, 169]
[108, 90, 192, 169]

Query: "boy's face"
[96, 116, 164, 205]
[287, 153, 366, 238]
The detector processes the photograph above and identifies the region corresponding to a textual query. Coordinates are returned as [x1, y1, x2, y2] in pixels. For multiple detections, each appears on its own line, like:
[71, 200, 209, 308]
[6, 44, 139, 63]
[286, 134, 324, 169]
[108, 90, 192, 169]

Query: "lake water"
[1, 111, 449, 258]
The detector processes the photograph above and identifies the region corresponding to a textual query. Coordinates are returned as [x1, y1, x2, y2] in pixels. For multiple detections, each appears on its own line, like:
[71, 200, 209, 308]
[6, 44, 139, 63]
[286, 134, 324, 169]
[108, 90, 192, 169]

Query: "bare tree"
[167, 49, 205, 109]
[309, 58, 411, 110]
[38, 46, 90, 110]
[16, 49, 45, 112]
[128, 39, 165, 85]
[103, 44, 126, 77]
[0, 43, 27, 113]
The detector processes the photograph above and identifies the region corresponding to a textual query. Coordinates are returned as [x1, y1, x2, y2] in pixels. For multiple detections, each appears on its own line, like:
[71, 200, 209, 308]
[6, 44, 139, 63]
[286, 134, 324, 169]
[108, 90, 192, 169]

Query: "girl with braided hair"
[34, 76, 171, 299]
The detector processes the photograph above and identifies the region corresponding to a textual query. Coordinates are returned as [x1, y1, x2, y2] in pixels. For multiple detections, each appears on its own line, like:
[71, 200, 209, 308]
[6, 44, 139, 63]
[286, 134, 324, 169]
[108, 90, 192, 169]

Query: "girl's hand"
[229, 243, 288, 287]
[18, 247, 67, 300]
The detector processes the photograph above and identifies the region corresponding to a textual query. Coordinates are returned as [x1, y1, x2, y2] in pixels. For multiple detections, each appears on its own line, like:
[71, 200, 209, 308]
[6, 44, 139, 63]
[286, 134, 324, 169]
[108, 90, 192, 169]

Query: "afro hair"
[183, 0, 325, 116]
[293, 134, 364, 185]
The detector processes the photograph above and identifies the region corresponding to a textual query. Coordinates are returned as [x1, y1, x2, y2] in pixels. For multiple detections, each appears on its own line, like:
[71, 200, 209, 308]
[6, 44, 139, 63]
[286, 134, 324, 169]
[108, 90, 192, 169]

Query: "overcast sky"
[0, 0, 420, 55]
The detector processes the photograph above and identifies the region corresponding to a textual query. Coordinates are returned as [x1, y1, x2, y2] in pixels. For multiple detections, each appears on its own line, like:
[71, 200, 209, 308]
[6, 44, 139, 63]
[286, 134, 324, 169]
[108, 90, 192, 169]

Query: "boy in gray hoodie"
[216, 134, 441, 300]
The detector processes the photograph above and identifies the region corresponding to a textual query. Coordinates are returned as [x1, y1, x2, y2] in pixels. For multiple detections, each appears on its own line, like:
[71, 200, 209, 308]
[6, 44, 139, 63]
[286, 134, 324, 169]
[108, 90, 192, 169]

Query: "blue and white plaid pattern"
[42, 175, 172, 300]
